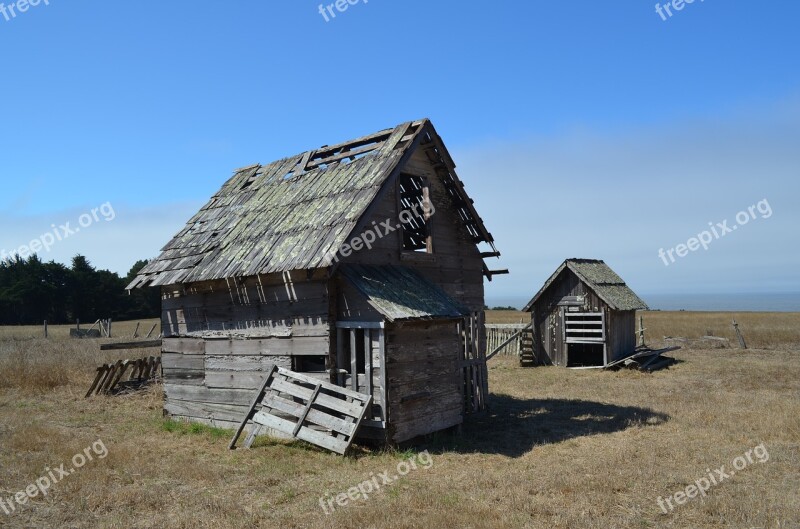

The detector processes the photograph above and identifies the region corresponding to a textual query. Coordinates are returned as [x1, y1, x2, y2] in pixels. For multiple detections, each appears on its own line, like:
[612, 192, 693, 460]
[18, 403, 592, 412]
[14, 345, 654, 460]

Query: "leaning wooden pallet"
[85, 356, 161, 397]
[229, 366, 372, 455]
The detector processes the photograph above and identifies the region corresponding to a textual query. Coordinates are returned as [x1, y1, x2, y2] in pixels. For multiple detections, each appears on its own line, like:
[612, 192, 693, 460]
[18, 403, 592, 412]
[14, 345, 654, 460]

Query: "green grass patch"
[161, 418, 230, 439]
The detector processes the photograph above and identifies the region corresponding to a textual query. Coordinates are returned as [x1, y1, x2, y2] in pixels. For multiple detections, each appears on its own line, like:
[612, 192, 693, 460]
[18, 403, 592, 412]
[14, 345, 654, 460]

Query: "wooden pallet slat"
[85, 355, 162, 398]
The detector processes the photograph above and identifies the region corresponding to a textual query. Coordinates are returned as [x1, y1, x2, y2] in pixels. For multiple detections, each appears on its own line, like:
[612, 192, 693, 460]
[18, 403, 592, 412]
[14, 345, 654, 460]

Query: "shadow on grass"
[424, 394, 670, 458]
[164, 396, 669, 460]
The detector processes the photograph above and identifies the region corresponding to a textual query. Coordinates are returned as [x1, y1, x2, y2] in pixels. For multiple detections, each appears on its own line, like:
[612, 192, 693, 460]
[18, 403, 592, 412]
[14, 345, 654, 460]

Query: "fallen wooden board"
[641, 356, 677, 372]
[229, 367, 372, 455]
[604, 346, 681, 370]
[100, 340, 162, 351]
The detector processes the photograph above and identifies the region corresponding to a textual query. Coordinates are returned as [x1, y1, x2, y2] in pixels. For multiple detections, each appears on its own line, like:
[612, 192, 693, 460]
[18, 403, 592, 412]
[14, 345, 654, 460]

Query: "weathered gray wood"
[165, 399, 249, 422]
[335, 321, 384, 329]
[166, 384, 254, 406]
[228, 365, 277, 450]
[292, 383, 321, 436]
[100, 361, 122, 393]
[732, 320, 748, 349]
[378, 328, 387, 422]
[336, 328, 345, 387]
[84, 366, 105, 398]
[240, 367, 372, 454]
[205, 355, 290, 372]
[243, 424, 263, 449]
[252, 411, 349, 454]
[203, 336, 328, 356]
[350, 328, 357, 391]
[270, 378, 363, 417]
[162, 352, 204, 370]
[162, 338, 204, 354]
[486, 323, 532, 360]
[106, 362, 130, 393]
[205, 371, 272, 390]
[385, 320, 463, 443]
[364, 329, 373, 399]
[100, 340, 161, 351]
[261, 393, 356, 436]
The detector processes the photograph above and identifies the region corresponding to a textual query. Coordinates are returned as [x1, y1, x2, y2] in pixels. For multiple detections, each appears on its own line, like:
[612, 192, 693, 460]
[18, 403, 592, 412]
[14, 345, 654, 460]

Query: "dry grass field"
[0, 313, 798, 528]
[487, 310, 800, 350]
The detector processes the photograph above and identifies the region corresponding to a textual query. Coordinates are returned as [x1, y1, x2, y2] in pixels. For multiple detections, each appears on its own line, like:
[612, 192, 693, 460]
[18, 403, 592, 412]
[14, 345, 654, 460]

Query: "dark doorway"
[566, 342, 606, 367]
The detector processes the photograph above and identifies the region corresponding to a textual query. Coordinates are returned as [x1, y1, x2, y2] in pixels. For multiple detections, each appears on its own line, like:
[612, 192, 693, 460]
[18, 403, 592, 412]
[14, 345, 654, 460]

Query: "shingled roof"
[128, 119, 495, 289]
[341, 264, 467, 322]
[523, 259, 648, 312]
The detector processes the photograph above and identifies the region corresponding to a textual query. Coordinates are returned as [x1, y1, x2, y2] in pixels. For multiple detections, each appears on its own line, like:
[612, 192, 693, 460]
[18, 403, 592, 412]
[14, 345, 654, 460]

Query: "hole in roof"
[343, 150, 375, 164]
[240, 173, 258, 190]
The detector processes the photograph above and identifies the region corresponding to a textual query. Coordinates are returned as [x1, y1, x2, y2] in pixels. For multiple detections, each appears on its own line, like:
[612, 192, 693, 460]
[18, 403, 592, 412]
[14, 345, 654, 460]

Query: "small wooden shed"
[128, 119, 504, 445]
[522, 259, 648, 368]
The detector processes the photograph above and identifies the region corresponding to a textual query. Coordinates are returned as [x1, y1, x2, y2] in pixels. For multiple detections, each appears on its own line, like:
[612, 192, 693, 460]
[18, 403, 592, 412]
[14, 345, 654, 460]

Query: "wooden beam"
[350, 329, 358, 391]
[293, 383, 322, 437]
[100, 340, 162, 351]
[335, 321, 384, 329]
[228, 365, 277, 450]
[305, 142, 383, 171]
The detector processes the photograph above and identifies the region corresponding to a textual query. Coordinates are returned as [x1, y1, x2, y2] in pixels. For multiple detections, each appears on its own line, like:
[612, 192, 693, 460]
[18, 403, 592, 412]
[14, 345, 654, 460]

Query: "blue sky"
[1, 1, 798, 306]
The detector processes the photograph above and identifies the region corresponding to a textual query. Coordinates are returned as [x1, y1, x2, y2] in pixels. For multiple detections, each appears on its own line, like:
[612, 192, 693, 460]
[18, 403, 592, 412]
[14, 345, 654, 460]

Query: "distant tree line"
[0, 255, 160, 325]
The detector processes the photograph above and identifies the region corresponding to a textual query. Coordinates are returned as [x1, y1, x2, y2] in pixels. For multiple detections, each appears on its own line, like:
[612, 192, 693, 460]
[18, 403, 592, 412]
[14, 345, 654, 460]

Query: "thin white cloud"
[0, 201, 203, 275]
[455, 96, 800, 300]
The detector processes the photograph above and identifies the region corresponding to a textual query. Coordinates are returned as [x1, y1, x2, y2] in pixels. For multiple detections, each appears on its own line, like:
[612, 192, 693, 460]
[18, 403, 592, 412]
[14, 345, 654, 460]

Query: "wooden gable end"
[336, 141, 485, 312]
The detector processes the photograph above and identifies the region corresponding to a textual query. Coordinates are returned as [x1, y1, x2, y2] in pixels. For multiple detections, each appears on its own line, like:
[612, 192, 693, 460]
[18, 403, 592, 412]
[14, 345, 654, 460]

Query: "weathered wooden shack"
[522, 259, 648, 368]
[128, 119, 504, 444]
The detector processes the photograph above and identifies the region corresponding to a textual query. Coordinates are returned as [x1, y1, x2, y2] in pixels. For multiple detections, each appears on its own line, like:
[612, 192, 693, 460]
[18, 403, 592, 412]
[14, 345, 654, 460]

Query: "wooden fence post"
[43, 320, 48, 338]
[638, 315, 646, 347]
[732, 320, 747, 349]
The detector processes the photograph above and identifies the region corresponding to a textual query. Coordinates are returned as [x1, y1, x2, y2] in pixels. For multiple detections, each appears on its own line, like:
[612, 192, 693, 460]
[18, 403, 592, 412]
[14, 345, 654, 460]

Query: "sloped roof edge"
[522, 259, 648, 312]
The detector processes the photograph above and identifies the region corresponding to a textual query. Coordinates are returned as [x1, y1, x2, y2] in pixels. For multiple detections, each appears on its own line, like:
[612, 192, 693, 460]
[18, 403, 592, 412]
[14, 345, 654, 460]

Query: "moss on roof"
[129, 119, 495, 289]
[342, 264, 467, 321]
[523, 259, 648, 312]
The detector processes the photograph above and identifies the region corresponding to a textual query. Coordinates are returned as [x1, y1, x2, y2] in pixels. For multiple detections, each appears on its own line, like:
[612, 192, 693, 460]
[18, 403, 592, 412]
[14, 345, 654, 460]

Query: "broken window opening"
[399, 173, 432, 253]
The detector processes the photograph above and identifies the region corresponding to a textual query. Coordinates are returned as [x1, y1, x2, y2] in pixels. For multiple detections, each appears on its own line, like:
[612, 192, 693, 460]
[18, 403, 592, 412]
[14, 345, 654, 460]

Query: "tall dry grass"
[0, 319, 159, 341]
[0, 316, 798, 528]
[0, 318, 160, 393]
